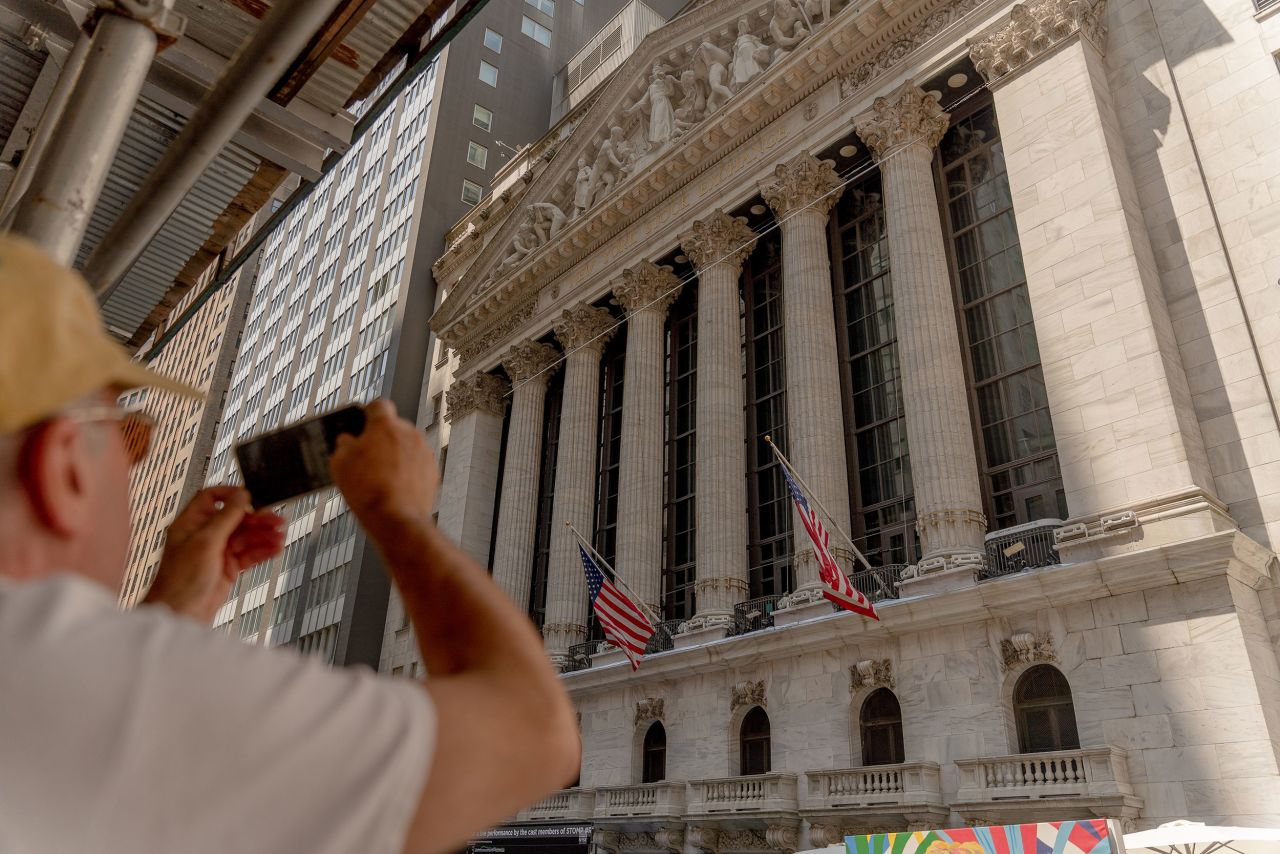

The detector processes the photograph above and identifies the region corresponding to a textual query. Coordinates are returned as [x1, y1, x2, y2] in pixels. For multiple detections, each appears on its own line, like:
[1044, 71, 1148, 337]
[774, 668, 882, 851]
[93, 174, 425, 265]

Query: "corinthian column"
[437, 372, 510, 564]
[679, 211, 757, 635]
[543, 304, 616, 666]
[760, 152, 853, 596]
[854, 82, 986, 574]
[613, 261, 682, 617]
[491, 339, 561, 607]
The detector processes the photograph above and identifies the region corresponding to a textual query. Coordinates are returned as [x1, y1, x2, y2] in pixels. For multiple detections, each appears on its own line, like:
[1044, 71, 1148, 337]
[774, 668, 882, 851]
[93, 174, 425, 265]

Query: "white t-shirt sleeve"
[0, 575, 434, 854]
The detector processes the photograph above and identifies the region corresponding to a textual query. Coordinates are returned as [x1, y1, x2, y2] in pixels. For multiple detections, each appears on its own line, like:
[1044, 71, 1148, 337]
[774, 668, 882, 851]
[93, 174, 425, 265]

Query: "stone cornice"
[680, 211, 758, 272]
[444, 372, 508, 423]
[612, 260, 682, 316]
[968, 0, 1107, 85]
[759, 151, 844, 219]
[853, 81, 951, 161]
[433, 0, 993, 366]
[502, 339, 561, 385]
[561, 527, 1272, 697]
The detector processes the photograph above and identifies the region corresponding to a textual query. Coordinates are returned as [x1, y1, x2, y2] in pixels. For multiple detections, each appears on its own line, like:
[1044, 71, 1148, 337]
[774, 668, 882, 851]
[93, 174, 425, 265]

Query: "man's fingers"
[197, 497, 251, 546]
[168, 486, 250, 539]
[365, 399, 397, 422]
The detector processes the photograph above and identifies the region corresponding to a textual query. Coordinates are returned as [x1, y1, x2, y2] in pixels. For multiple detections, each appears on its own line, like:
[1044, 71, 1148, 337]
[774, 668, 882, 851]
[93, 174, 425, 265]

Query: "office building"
[428, 0, 1280, 841]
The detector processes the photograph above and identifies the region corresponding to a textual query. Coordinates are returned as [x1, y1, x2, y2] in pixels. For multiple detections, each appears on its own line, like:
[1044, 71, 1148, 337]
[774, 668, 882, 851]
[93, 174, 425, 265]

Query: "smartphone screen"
[234, 405, 366, 508]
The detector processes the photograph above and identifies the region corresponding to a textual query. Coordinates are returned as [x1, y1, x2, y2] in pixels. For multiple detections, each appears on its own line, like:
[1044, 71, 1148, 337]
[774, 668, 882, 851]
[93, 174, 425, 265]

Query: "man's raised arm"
[330, 401, 580, 854]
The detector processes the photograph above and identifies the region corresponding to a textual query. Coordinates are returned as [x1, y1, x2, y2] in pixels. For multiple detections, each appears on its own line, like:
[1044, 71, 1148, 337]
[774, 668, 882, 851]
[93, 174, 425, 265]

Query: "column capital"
[680, 210, 757, 273]
[445, 372, 509, 423]
[502, 339, 560, 385]
[968, 0, 1107, 84]
[853, 81, 950, 162]
[554, 303, 616, 354]
[759, 151, 845, 220]
[612, 260, 682, 316]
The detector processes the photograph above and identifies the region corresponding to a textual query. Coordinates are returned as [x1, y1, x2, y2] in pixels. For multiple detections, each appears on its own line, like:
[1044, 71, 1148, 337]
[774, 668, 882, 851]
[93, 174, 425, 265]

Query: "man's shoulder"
[0, 572, 119, 639]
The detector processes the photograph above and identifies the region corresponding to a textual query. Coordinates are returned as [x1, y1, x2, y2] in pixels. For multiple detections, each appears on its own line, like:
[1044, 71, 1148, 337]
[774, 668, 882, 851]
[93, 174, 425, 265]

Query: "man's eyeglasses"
[61, 407, 156, 465]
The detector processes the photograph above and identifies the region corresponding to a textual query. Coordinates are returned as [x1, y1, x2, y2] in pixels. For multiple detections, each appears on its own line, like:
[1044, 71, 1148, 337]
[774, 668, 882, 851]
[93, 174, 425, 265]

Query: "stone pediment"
[433, 0, 986, 365]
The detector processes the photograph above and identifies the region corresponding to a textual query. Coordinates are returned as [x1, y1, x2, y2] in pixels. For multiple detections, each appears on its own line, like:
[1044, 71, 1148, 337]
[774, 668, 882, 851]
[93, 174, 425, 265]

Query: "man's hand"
[142, 486, 285, 623]
[330, 400, 440, 540]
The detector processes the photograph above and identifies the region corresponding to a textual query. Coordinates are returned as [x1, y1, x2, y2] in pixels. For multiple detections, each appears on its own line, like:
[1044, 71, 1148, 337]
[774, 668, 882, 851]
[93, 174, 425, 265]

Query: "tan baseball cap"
[0, 233, 200, 433]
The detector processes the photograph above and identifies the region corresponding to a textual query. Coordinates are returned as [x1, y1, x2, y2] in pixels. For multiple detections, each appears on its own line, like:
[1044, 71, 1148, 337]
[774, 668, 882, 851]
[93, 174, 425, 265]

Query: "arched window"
[740, 706, 771, 775]
[860, 688, 905, 766]
[1014, 664, 1080, 753]
[642, 722, 667, 783]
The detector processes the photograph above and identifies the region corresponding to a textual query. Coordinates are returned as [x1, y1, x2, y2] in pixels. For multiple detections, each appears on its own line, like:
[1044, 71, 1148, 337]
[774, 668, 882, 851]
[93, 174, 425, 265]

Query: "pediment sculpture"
[479, 0, 850, 288]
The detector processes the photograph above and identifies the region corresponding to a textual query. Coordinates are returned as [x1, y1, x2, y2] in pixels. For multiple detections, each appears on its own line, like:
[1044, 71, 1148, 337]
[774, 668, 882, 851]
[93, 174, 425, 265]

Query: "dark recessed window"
[1014, 664, 1080, 753]
[860, 688, 905, 766]
[740, 706, 771, 775]
[664, 285, 697, 621]
[642, 721, 667, 783]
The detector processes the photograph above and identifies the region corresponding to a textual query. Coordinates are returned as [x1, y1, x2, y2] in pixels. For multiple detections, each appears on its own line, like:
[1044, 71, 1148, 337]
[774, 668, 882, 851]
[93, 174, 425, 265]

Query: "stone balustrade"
[953, 748, 1142, 822]
[686, 773, 799, 817]
[520, 787, 597, 823]
[804, 762, 942, 810]
[594, 781, 687, 820]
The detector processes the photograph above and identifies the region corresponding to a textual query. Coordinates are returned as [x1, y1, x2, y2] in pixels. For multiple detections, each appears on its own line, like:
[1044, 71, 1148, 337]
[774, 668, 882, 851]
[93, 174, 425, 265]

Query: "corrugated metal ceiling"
[0, 30, 43, 152]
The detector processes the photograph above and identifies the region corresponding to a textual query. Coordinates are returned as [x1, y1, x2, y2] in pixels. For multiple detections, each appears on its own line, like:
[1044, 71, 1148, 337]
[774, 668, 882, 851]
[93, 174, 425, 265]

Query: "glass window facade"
[938, 102, 1065, 529]
[743, 229, 793, 598]
[831, 174, 919, 566]
[664, 285, 697, 621]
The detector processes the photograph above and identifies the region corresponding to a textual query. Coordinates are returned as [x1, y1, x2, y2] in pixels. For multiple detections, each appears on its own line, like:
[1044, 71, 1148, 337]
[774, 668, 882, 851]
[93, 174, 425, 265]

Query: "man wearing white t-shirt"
[0, 234, 580, 853]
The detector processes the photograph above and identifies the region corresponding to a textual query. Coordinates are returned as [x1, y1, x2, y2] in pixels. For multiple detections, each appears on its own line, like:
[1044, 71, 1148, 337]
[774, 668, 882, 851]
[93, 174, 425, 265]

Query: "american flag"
[579, 544, 655, 670]
[779, 463, 880, 621]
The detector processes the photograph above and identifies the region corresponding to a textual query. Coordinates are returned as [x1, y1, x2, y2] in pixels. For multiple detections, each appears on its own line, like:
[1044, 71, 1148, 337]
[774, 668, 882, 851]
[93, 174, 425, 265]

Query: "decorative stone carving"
[802, 0, 832, 29]
[655, 827, 685, 854]
[697, 42, 735, 113]
[850, 658, 894, 692]
[915, 509, 988, 566]
[807, 825, 847, 849]
[502, 340, 560, 385]
[453, 295, 537, 365]
[529, 201, 567, 243]
[853, 81, 950, 161]
[677, 612, 736, 634]
[777, 587, 826, 609]
[626, 64, 681, 151]
[443, 372, 508, 423]
[554, 303, 616, 353]
[730, 18, 771, 88]
[768, 0, 810, 61]
[731, 679, 766, 711]
[613, 261, 682, 316]
[688, 826, 720, 854]
[840, 0, 982, 99]
[571, 157, 593, 219]
[760, 151, 844, 219]
[1100, 510, 1138, 532]
[765, 824, 799, 853]
[674, 69, 710, 132]
[968, 0, 1107, 83]
[635, 697, 665, 726]
[1000, 632, 1057, 670]
[595, 830, 621, 854]
[681, 210, 758, 272]
[620, 832, 656, 852]
[718, 829, 770, 852]
[585, 126, 634, 211]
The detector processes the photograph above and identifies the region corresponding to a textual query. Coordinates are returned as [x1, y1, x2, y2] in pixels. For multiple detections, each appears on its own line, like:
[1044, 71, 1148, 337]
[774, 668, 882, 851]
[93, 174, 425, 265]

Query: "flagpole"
[766, 436, 895, 600]
[565, 521, 664, 627]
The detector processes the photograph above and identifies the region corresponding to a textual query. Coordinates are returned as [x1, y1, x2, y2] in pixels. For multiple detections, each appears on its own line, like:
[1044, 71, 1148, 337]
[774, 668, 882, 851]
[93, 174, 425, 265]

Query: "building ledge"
[951, 747, 1143, 824]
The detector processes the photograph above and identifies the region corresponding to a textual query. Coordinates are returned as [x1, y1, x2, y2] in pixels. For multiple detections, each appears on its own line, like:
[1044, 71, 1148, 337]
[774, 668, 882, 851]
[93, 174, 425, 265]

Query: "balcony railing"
[564, 641, 595, 673]
[687, 773, 799, 816]
[955, 748, 1135, 805]
[732, 595, 785, 634]
[804, 762, 942, 810]
[594, 781, 687, 820]
[981, 520, 1063, 580]
[646, 619, 682, 654]
[521, 787, 596, 822]
[849, 564, 906, 602]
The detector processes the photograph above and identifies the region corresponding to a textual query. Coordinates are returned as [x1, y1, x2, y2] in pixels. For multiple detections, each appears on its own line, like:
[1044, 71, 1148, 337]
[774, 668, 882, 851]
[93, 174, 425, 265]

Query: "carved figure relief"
[730, 18, 771, 88]
[850, 658, 895, 692]
[731, 679, 766, 711]
[635, 696, 665, 726]
[768, 0, 810, 61]
[673, 69, 710, 133]
[626, 64, 681, 150]
[571, 157, 593, 219]
[584, 126, 634, 211]
[529, 202, 567, 243]
[697, 41, 736, 113]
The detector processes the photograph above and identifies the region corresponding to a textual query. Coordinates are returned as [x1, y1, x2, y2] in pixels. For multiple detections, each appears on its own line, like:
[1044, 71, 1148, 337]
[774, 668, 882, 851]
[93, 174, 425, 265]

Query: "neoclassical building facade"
[413, 0, 1280, 845]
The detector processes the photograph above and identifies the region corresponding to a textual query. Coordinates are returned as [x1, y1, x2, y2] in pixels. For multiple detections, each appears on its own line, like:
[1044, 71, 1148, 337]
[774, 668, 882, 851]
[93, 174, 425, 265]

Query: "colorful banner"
[846, 820, 1118, 854]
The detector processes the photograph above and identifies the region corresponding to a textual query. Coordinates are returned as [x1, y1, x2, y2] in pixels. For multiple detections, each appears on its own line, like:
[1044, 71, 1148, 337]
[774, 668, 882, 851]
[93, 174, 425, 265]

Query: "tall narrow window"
[591, 329, 626, 642]
[472, 104, 493, 132]
[528, 370, 565, 628]
[1014, 664, 1080, 753]
[832, 173, 918, 566]
[860, 688, 905, 766]
[664, 285, 698, 621]
[743, 228, 792, 598]
[479, 60, 498, 87]
[938, 102, 1064, 529]
[467, 141, 488, 169]
[739, 706, 771, 775]
[461, 180, 483, 206]
[642, 721, 667, 783]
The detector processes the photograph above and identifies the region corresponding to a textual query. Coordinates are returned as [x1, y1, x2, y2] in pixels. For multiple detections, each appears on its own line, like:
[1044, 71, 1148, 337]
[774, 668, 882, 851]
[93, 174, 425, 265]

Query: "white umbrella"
[1125, 821, 1280, 854]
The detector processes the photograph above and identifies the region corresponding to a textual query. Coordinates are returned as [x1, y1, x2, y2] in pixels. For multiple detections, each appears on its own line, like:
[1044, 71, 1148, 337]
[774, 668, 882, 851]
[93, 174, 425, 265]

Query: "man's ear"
[17, 419, 90, 538]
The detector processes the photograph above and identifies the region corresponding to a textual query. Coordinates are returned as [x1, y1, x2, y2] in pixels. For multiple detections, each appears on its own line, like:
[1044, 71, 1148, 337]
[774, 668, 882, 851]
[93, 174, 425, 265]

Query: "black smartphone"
[234, 405, 367, 508]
